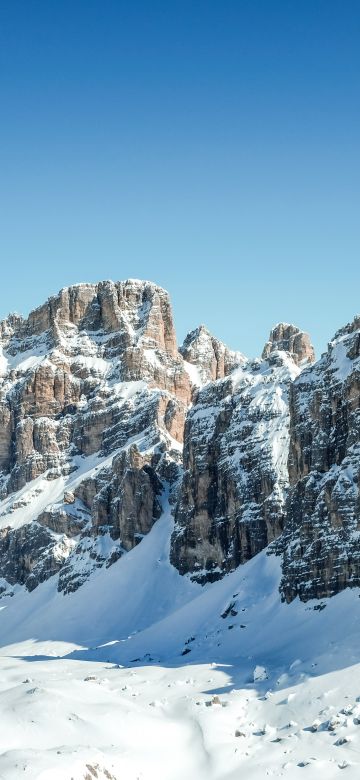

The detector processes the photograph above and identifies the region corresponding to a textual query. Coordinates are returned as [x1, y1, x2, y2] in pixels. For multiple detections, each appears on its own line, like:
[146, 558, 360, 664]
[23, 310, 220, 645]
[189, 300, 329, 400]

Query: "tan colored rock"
[0, 404, 12, 470]
[17, 363, 81, 419]
[37, 507, 85, 536]
[26, 284, 96, 335]
[141, 286, 178, 357]
[15, 418, 34, 462]
[156, 395, 187, 444]
[262, 323, 315, 366]
[33, 419, 59, 456]
[64, 491, 75, 504]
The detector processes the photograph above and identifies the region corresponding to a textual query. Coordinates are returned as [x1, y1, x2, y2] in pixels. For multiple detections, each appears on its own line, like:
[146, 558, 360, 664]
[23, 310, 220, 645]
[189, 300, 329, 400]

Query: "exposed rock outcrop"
[0, 279, 190, 491]
[3, 277, 359, 611]
[171, 344, 302, 582]
[0, 279, 190, 593]
[57, 445, 164, 593]
[0, 522, 74, 592]
[180, 325, 244, 385]
[280, 316, 360, 602]
[262, 323, 315, 367]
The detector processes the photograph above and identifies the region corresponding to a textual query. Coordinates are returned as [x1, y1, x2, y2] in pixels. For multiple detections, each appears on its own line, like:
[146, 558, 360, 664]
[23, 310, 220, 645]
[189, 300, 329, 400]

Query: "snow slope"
[1, 503, 360, 778]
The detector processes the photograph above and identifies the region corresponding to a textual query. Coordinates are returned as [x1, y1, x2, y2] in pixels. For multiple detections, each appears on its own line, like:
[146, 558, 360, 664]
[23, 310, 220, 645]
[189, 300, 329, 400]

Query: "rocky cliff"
[1, 277, 359, 609]
[262, 323, 315, 367]
[180, 325, 245, 385]
[170, 339, 308, 582]
[281, 315, 360, 602]
[0, 280, 192, 593]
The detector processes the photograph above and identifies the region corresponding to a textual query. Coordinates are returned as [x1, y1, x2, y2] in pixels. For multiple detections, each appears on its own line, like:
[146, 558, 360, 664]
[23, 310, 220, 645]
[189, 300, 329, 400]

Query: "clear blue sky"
[0, 0, 359, 358]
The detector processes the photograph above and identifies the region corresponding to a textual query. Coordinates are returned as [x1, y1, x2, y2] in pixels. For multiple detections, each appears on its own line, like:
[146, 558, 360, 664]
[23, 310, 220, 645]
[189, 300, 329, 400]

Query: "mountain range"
[0, 279, 359, 779]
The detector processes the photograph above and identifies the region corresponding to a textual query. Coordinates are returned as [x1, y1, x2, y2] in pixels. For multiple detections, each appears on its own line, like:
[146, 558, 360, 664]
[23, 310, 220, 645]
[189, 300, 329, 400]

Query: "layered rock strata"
[0, 280, 191, 592]
[262, 323, 315, 367]
[3, 277, 358, 609]
[170, 336, 312, 582]
[180, 325, 245, 385]
[281, 316, 360, 601]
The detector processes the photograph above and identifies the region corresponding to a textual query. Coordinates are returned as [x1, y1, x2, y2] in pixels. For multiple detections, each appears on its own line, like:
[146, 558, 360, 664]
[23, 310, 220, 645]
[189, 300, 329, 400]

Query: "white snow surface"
[1, 501, 360, 778]
[0, 343, 49, 378]
[183, 359, 203, 387]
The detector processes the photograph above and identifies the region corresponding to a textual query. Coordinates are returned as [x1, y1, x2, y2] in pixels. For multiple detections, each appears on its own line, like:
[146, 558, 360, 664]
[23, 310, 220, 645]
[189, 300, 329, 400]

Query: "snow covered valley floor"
[1, 510, 360, 779]
[3, 649, 360, 780]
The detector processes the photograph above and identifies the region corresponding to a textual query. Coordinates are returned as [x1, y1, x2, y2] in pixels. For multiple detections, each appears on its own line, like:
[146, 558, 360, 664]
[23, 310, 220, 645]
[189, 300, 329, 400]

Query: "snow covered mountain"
[281, 314, 360, 602]
[0, 280, 191, 595]
[171, 338, 303, 582]
[0, 281, 315, 599]
[0, 279, 359, 779]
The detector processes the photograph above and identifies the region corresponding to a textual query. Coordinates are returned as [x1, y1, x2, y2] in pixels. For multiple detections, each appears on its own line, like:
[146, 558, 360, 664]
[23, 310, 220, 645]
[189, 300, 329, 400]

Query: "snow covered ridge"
[0, 278, 358, 611]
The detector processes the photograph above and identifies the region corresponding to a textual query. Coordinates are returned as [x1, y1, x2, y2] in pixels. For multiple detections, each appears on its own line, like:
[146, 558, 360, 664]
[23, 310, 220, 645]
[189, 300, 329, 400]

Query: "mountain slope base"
[1, 509, 360, 779]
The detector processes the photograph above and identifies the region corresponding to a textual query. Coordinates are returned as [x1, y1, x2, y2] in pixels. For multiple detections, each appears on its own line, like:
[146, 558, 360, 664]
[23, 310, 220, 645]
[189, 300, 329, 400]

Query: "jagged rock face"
[281, 316, 360, 602]
[58, 445, 164, 593]
[0, 279, 190, 593]
[6, 280, 178, 355]
[0, 279, 190, 495]
[7, 276, 358, 611]
[180, 325, 244, 385]
[262, 323, 315, 367]
[0, 522, 74, 592]
[171, 349, 300, 582]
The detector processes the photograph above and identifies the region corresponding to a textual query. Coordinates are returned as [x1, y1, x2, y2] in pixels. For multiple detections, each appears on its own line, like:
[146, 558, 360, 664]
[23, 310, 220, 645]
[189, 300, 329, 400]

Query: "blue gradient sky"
[0, 0, 359, 358]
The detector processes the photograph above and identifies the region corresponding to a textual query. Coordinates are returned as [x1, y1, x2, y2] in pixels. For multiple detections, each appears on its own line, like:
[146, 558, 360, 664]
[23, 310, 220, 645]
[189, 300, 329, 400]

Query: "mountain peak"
[262, 322, 315, 366]
[180, 325, 245, 384]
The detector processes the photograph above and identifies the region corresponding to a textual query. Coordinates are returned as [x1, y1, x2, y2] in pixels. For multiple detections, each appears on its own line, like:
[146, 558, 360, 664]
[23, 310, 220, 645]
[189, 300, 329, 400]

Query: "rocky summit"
[0, 279, 359, 607]
[0, 280, 191, 594]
